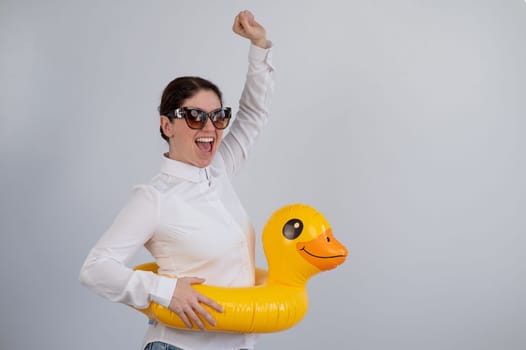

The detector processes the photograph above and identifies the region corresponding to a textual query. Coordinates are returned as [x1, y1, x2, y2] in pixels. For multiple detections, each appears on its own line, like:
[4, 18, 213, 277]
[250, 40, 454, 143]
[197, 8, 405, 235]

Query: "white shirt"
[79, 43, 274, 350]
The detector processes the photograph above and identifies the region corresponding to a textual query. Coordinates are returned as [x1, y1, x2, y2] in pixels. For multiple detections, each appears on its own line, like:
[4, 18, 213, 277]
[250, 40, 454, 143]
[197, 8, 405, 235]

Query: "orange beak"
[296, 228, 348, 271]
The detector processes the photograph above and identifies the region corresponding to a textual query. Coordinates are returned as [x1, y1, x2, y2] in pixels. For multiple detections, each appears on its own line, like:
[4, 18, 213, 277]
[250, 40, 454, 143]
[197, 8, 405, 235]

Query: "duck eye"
[282, 219, 303, 240]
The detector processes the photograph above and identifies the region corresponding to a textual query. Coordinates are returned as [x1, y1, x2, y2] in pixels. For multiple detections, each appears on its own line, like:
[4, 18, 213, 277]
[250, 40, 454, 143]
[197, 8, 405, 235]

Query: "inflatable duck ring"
[133, 204, 348, 333]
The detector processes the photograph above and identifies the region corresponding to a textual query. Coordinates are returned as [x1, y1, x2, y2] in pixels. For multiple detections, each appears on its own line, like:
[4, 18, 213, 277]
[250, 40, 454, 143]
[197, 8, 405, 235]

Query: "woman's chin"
[192, 154, 214, 168]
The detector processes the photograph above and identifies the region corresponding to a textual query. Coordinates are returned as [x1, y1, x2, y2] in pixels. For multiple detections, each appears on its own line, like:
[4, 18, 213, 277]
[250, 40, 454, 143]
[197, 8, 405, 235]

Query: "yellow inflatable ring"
[133, 203, 348, 333]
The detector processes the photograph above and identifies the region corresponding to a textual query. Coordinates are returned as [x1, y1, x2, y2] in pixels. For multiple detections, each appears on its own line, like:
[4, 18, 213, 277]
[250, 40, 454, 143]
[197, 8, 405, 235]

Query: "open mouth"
[195, 137, 215, 152]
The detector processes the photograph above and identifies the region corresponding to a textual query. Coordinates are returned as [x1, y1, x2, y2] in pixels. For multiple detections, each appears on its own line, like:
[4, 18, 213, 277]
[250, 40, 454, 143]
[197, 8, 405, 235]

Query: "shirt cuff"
[151, 275, 178, 307]
[249, 41, 274, 71]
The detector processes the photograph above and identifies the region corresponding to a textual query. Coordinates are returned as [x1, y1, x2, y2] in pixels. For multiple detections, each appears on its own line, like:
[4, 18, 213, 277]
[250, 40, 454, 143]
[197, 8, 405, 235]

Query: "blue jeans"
[144, 342, 183, 350]
[144, 342, 250, 350]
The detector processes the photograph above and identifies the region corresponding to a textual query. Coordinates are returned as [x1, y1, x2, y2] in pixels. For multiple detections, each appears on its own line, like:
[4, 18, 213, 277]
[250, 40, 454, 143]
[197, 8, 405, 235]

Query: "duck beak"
[296, 229, 348, 271]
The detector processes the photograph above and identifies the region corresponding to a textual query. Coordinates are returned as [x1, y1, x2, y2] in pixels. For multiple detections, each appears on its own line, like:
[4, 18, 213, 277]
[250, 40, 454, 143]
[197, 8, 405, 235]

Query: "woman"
[79, 10, 274, 350]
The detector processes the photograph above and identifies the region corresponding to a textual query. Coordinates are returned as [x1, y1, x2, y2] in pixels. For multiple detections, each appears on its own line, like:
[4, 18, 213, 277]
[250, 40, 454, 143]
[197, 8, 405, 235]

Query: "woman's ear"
[160, 116, 174, 138]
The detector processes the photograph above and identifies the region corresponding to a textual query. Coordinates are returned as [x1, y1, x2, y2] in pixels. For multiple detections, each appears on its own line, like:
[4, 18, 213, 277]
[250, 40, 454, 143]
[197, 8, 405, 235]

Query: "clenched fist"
[233, 10, 268, 48]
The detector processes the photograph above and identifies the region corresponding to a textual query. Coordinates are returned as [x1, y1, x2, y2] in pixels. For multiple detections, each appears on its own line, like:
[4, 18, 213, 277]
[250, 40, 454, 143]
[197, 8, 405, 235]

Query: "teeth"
[196, 137, 214, 143]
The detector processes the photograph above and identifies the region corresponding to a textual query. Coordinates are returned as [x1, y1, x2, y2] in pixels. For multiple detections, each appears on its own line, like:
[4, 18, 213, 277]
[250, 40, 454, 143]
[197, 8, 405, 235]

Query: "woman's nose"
[202, 117, 215, 131]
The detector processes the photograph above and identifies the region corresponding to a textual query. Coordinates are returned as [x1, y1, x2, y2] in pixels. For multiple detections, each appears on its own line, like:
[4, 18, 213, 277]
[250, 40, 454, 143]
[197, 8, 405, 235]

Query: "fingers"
[232, 10, 256, 36]
[187, 277, 205, 285]
[174, 308, 193, 329]
[238, 10, 255, 29]
[192, 301, 216, 328]
[171, 303, 207, 330]
[198, 293, 224, 313]
[232, 11, 244, 34]
[169, 277, 222, 330]
[184, 303, 207, 330]
[232, 12, 242, 34]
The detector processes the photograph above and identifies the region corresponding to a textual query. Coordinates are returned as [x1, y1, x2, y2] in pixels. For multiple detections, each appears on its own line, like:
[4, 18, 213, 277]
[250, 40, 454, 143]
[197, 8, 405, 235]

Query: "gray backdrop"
[1, 0, 525, 349]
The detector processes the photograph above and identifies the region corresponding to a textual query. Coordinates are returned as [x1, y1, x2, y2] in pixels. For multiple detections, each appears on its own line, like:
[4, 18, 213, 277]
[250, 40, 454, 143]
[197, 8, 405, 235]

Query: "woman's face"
[162, 89, 224, 168]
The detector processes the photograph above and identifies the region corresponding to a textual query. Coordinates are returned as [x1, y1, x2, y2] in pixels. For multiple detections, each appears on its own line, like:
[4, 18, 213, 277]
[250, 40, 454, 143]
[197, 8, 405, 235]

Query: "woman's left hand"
[232, 10, 268, 48]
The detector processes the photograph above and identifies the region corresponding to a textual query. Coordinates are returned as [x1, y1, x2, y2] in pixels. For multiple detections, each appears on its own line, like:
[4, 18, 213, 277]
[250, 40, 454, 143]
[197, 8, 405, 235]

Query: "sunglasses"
[165, 107, 232, 130]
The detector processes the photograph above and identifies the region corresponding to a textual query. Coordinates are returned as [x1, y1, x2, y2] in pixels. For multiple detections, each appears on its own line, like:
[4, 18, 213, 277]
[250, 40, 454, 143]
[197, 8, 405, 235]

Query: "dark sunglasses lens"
[185, 109, 206, 129]
[211, 109, 231, 129]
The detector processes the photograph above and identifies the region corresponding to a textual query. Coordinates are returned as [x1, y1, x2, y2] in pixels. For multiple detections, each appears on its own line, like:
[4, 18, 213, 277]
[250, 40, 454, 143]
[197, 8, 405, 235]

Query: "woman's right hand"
[168, 277, 223, 330]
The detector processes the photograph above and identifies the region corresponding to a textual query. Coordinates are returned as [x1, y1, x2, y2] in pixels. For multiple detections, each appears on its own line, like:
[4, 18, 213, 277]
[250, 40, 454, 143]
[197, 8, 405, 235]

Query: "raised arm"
[219, 11, 275, 176]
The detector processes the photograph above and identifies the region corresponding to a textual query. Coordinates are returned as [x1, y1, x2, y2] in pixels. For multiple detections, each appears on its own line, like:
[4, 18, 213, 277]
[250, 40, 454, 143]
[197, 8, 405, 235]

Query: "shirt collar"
[160, 153, 208, 183]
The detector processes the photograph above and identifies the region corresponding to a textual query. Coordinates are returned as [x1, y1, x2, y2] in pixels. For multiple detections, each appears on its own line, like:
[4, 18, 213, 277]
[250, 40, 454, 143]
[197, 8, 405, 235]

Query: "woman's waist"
[155, 257, 255, 287]
[143, 322, 259, 349]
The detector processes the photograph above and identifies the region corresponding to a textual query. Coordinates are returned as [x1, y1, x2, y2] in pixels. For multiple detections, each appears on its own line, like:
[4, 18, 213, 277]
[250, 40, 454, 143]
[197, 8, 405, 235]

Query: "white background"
[1, 0, 525, 349]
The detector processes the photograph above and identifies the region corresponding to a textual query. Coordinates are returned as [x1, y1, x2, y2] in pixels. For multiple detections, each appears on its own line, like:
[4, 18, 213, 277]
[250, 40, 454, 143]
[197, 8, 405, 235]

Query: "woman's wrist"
[251, 38, 268, 49]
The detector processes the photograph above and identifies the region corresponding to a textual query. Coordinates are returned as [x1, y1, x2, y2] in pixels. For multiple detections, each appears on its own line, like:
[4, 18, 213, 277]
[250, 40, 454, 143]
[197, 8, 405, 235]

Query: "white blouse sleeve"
[79, 185, 177, 308]
[218, 43, 275, 177]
